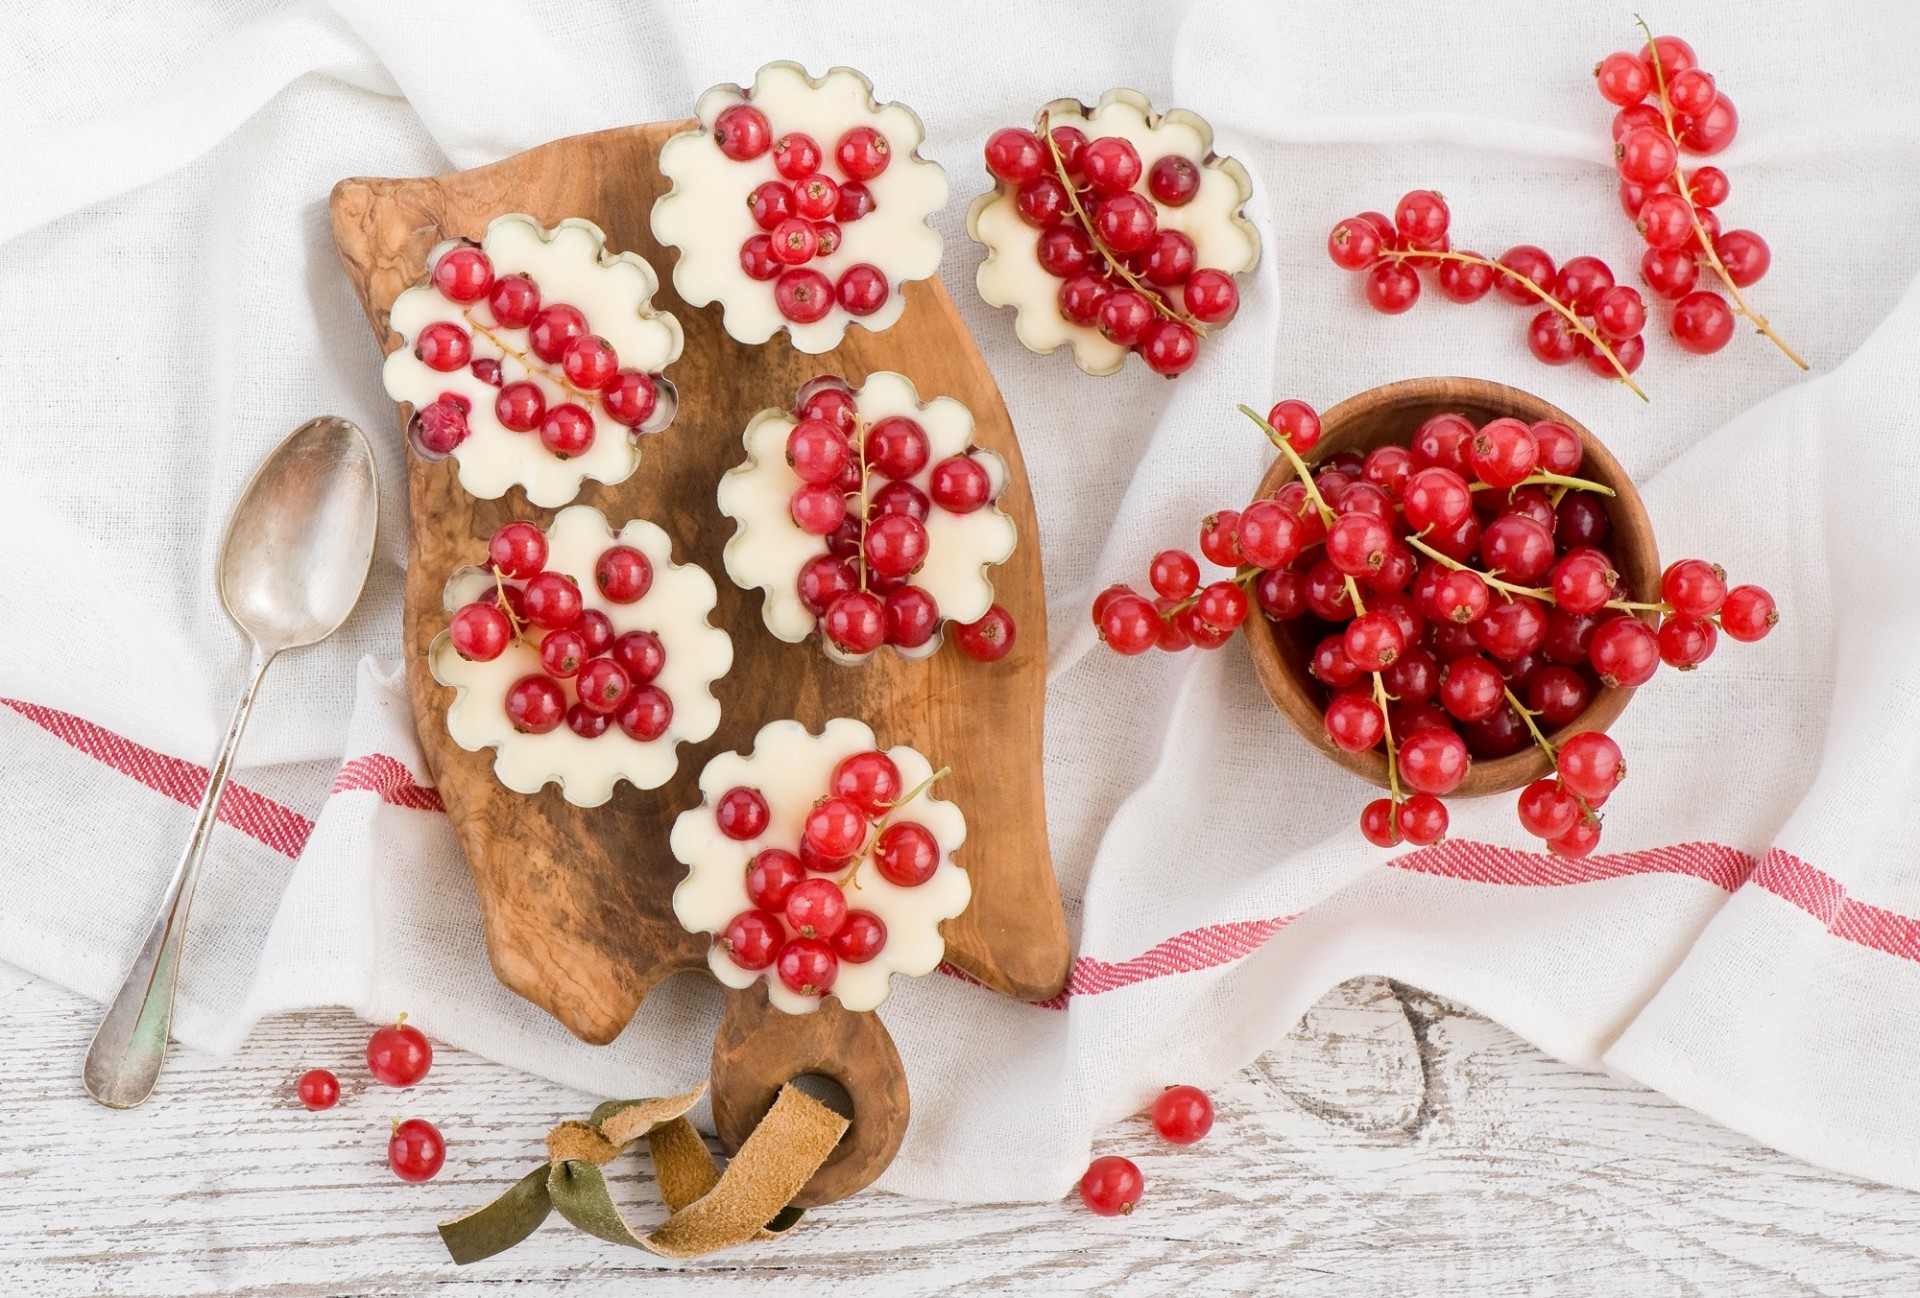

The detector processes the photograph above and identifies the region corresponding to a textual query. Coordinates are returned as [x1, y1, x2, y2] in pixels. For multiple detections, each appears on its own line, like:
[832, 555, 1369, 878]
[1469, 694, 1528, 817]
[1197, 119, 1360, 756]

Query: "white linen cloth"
[4, 0, 1920, 1202]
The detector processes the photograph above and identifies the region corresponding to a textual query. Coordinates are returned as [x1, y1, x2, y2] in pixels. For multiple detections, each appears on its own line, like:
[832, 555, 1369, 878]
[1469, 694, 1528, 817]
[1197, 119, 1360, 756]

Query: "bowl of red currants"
[1240, 376, 1659, 801]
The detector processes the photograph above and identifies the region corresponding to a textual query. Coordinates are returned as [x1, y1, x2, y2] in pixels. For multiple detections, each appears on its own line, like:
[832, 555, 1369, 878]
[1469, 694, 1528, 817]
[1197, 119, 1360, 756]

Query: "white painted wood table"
[4, 960, 1916, 1296]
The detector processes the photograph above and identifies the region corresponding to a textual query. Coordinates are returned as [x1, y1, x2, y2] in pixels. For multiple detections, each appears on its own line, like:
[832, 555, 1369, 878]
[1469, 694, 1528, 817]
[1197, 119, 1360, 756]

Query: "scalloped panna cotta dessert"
[431, 504, 731, 807]
[718, 371, 1018, 664]
[386, 214, 683, 508]
[670, 717, 970, 1014]
[651, 63, 947, 353]
[969, 89, 1260, 376]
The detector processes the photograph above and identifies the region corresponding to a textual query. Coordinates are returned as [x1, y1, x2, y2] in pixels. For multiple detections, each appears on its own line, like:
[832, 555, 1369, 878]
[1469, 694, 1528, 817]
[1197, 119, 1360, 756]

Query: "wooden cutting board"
[329, 121, 1070, 1205]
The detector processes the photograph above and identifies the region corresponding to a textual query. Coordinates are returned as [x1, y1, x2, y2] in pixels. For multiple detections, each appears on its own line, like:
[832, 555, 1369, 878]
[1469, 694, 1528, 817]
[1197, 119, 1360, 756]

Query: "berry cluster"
[780, 375, 1016, 662]
[1092, 400, 1779, 856]
[1328, 192, 1648, 394]
[1596, 27, 1803, 366]
[981, 117, 1241, 375]
[295, 1015, 446, 1183]
[409, 242, 669, 460]
[449, 520, 674, 741]
[1077, 1084, 1216, 1217]
[716, 102, 895, 323]
[711, 752, 945, 999]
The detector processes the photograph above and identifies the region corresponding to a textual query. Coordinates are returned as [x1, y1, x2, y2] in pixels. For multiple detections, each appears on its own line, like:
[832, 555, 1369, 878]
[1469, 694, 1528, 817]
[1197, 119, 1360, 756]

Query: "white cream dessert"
[716, 370, 1017, 663]
[651, 63, 947, 353]
[385, 214, 683, 508]
[430, 504, 731, 807]
[669, 717, 971, 1014]
[968, 89, 1260, 377]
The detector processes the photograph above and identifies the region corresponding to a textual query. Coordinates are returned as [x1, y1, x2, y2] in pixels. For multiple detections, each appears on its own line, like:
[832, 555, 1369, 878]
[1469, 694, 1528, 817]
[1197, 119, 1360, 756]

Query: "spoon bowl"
[219, 416, 380, 653]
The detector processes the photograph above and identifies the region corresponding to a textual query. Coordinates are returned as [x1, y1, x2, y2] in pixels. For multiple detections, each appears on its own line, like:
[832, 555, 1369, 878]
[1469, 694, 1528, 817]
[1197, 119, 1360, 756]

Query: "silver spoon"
[84, 415, 379, 1109]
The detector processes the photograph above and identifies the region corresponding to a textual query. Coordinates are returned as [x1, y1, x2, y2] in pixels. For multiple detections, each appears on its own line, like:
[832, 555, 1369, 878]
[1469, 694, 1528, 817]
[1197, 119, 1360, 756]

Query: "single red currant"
[615, 686, 673, 742]
[433, 246, 494, 303]
[1148, 155, 1201, 206]
[874, 822, 939, 886]
[1718, 585, 1778, 642]
[450, 602, 512, 661]
[522, 571, 583, 629]
[985, 127, 1046, 185]
[954, 605, 1016, 662]
[1079, 1156, 1144, 1216]
[1150, 1084, 1214, 1144]
[785, 877, 849, 940]
[415, 321, 470, 372]
[721, 909, 782, 970]
[595, 545, 652, 603]
[1558, 731, 1625, 801]
[716, 787, 770, 841]
[775, 269, 835, 324]
[930, 455, 992, 514]
[389, 1118, 445, 1183]
[297, 1068, 340, 1111]
[715, 103, 773, 161]
[1397, 794, 1449, 846]
[776, 938, 839, 997]
[610, 630, 665, 684]
[833, 911, 888, 963]
[367, 1017, 432, 1087]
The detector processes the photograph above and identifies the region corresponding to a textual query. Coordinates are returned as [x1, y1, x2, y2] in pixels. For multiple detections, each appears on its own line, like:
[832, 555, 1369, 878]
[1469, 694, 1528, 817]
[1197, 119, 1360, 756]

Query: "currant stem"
[1374, 671, 1403, 804]
[851, 415, 874, 594]
[1632, 14, 1807, 371]
[460, 309, 600, 407]
[1381, 248, 1649, 401]
[1402, 534, 1553, 601]
[489, 564, 535, 645]
[840, 765, 951, 891]
[1037, 110, 1207, 335]
[1469, 472, 1617, 497]
[1504, 686, 1559, 760]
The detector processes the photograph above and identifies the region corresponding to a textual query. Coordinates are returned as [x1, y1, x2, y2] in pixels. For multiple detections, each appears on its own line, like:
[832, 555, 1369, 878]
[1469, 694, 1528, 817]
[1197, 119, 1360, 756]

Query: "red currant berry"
[490, 521, 549, 579]
[829, 263, 887, 317]
[539, 402, 594, 458]
[1360, 798, 1400, 847]
[1097, 288, 1156, 346]
[788, 419, 849, 485]
[1048, 125, 1089, 173]
[415, 321, 470, 372]
[495, 381, 546, 433]
[1015, 175, 1070, 228]
[1675, 93, 1739, 153]
[1264, 400, 1321, 454]
[589, 545, 650, 604]
[769, 131, 821, 179]
[835, 181, 874, 224]
[1082, 136, 1143, 196]
[1474, 594, 1548, 660]
[297, 1068, 340, 1111]
[798, 557, 859, 619]
[985, 127, 1046, 185]
[929, 455, 992, 514]
[874, 821, 939, 886]
[1432, 569, 1490, 626]
[1592, 285, 1648, 342]
[1328, 217, 1383, 271]
[1140, 319, 1199, 376]
[1637, 192, 1695, 251]
[368, 1018, 432, 1087]
[562, 335, 619, 390]
[1554, 256, 1615, 314]
[1662, 558, 1729, 619]
[823, 590, 887, 655]
[412, 397, 471, 456]
[527, 304, 587, 363]
[1480, 515, 1556, 584]
[1714, 230, 1770, 287]
[1617, 126, 1679, 186]
[1687, 166, 1731, 207]
[1394, 189, 1450, 245]
[1365, 261, 1420, 313]
[1526, 310, 1581, 365]
[1150, 1084, 1213, 1144]
[865, 514, 929, 579]
[433, 246, 494, 303]
[1326, 512, 1392, 576]
[1589, 616, 1659, 688]
[1093, 192, 1157, 254]
[1397, 793, 1449, 846]
[1079, 1156, 1144, 1216]
[833, 911, 888, 963]
[776, 938, 839, 997]
[775, 269, 835, 324]
[830, 751, 902, 817]
[1403, 466, 1474, 532]
[1344, 611, 1404, 671]
[388, 1118, 445, 1183]
[523, 572, 583, 629]
[792, 174, 840, 221]
[1148, 155, 1201, 206]
[1399, 727, 1470, 796]
[715, 103, 772, 161]
[611, 630, 666, 684]
[487, 272, 540, 328]
[1057, 271, 1111, 326]
[1671, 289, 1734, 354]
[1595, 50, 1653, 106]
[615, 686, 673, 741]
[790, 483, 848, 535]
[863, 416, 928, 480]
[538, 628, 585, 679]
[1517, 779, 1580, 839]
[1641, 245, 1701, 299]
[1099, 592, 1159, 655]
[748, 181, 796, 232]
[1494, 246, 1555, 305]
[1436, 253, 1494, 303]
[449, 602, 512, 662]
[1325, 692, 1385, 754]
[715, 787, 770, 840]
[1038, 226, 1095, 278]
[1184, 269, 1239, 324]
[835, 125, 890, 180]
[1719, 585, 1778, 642]
[1199, 510, 1243, 567]
[721, 908, 782, 970]
[1439, 654, 1505, 723]
[954, 604, 1016, 662]
[566, 703, 611, 739]
[785, 877, 848, 940]
[1558, 731, 1625, 802]
[575, 658, 632, 716]
[1657, 615, 1717, 669]
[1468, 418, 1539, 488]
[603, 370, 660, 428]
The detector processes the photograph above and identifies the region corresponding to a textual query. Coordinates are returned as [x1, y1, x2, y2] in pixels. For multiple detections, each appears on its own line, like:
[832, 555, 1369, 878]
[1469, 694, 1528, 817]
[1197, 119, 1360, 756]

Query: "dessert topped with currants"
[651, 63, 947, 353]
[386, 214, 683, 508]
[670, 717, 971, 1014]
[970, 88, 1259, 377]
[1091, 396, 1778, 857]
[718, 371, 1018, 664]
[431, 504, 732, 807]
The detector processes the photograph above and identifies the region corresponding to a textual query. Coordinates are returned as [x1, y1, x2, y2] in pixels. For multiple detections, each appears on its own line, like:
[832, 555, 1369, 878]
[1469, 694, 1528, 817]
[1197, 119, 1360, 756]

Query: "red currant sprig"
[1328, 193, 1648, 399]
[1597, 23, 1806, 368]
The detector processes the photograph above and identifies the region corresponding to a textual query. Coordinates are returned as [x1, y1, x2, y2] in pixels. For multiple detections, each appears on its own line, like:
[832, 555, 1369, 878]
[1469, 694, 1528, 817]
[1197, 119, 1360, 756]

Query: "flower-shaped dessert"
[670, 717, 970, 1014]
[651, 63, 948, 353]
[386, 214, 683, 507]
[717, 371, 1018, 663]
[430, 504, 731, 806]
[968, 89, 1260, 376]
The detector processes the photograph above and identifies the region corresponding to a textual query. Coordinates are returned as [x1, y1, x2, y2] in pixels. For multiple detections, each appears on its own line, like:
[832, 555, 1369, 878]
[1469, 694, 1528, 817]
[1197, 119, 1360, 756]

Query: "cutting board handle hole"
[789, 1071, 855, 1120]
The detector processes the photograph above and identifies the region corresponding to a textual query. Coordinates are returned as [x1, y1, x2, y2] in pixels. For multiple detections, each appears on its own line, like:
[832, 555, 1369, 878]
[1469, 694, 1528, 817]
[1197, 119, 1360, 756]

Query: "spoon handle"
[84, 648, 275, 1108]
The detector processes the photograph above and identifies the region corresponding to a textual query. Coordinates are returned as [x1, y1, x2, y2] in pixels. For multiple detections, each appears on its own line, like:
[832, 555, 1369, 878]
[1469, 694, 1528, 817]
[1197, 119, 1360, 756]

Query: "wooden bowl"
[1242, 377, 1659, 797]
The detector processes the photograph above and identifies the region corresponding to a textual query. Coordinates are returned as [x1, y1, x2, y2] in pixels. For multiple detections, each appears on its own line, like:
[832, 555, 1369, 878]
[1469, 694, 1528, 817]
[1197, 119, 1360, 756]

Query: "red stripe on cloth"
[331, 753, 445, 813]
[1754, 848, 1920, 962]
[1388, 837, 1759, 892]
[2, 697, 315, 858]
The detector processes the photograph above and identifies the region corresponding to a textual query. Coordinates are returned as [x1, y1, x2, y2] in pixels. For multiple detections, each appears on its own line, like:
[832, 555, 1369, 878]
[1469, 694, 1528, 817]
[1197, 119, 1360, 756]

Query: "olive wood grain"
[1242, 376, 1659, 797]
[328, 122, 1070, 1203]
